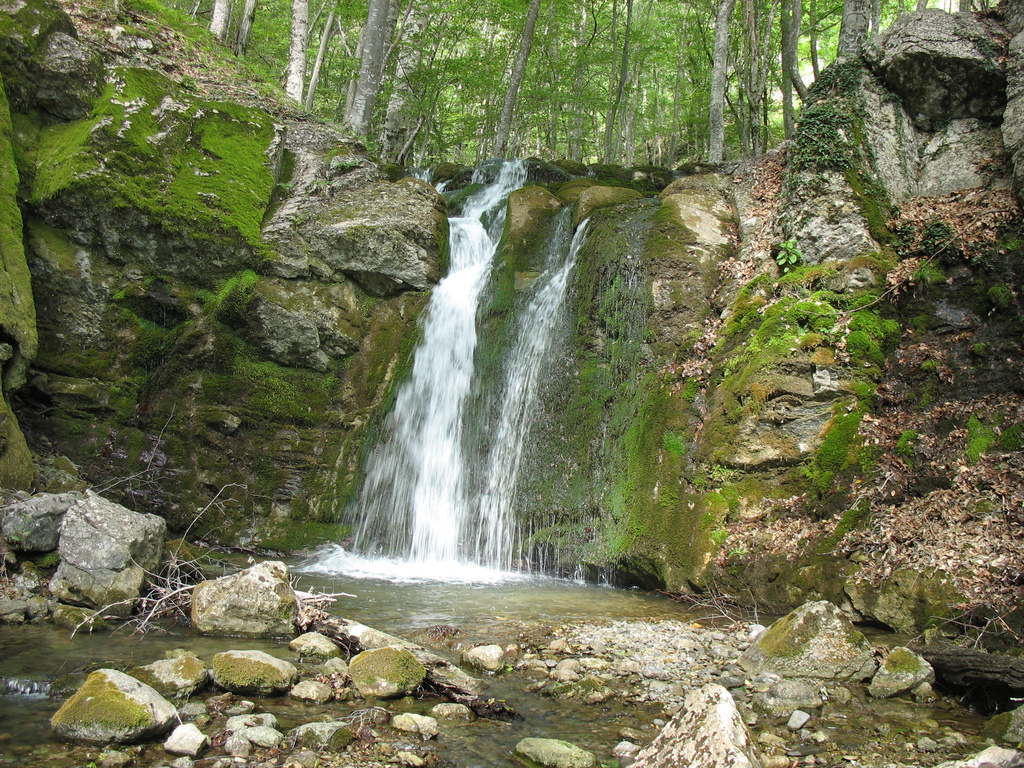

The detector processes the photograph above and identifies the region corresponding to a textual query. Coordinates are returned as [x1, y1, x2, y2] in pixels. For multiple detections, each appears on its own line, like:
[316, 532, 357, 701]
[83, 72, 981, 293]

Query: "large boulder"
[631, 684, 761, 768]
[210, 650, 298, 696]
[0, 492, 81, 552]
[982, 704, 1024, 744]
[127, 654, 209, 699]
[934, 746, 1024, 768]
[49, 492, 166, 616]
[574, 185, 643, 226]
[868, 646, 934, 699]
[190, 561, 297, 637]
[50, 669, 178, 744]
[917, 120, 1006, 197]
[348, 646, 426, 699]
[738, 601, 877, 681]
[866, 10, 1006, 126]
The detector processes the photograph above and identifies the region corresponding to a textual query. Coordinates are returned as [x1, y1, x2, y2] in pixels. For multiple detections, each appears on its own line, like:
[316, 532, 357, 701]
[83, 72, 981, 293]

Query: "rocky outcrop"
[49, 492, 166, 616]
[0, 491, 80, 551]
[631, 684, 761, 768]
[210, 650, 298, 696]
[739, 601, 877, 681]
[191, 561, 297, 637]
[50, 669, 178, 744]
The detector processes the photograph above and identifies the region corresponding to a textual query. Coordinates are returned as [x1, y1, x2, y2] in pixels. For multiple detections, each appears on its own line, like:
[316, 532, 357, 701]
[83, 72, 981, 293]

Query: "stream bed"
[0, 556, 992, 768]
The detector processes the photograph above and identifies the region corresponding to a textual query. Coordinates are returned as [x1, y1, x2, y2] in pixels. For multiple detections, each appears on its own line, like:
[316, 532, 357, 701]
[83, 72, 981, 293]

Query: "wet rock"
[321, 657, 349, 676]
[868, 647, 934, 699]
[50, 492, 166, 616]
[614, 740, 641, 767]
[0, 491, 81, 552]
[760, 679, 823, 716]
[224, 712, 277, 732]
[631, 684, 760, 768]
[289, 679, 333, 704]
[349, 646, 426, 699]
[211, 650, 298, 696]
[51, 669, 178, 744]
[290, 720, 356, 749]
[934, 746, 1024, 768]
[513, 737, 599, 768]
[164, 724, 209, 757]
[236, 725, 283, 748]
[289, 631, 341, 660]
[0, 598, 27, 624]
[391, 713, 439, 740]
[191, 561, 298, 637]
[866, 9, 1006, 124]
[128, 654, 209, 699]
[738, 601, 877, 682]
[430, 702, 476, 721]
[462, 644, 506, 673]
[573, 185, 643, 226]
[787, 710, 811, 730]
[98, 749, 132, 768]
[982, 704, 1024, 744]
[223, 734, 251, 756]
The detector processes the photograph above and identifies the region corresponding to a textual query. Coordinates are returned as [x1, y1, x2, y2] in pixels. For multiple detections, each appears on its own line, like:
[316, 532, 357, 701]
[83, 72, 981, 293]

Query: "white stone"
[391, 713, 439, 740]
[164, 724, 209, 757]
[787, 710, 812, 730]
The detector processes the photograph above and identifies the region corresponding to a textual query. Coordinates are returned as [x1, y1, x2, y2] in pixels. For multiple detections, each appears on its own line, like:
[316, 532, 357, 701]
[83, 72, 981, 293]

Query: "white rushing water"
[319, 161, 585, 581]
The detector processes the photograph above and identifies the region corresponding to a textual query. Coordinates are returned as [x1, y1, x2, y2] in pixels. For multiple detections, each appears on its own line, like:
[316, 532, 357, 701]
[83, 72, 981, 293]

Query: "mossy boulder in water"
[513, 737, 598, 768]
[127, 653, 209, 699]
[211, 650, 298, 696]
[982, 704, 1024, 744]
[191, 561, 297, 637]
[289, 631, 342, 659]
[50, 669, 178, 744]
[739, 600, 877, 681]
[868, 646, 934, 699]
[348, 646, 425, 699]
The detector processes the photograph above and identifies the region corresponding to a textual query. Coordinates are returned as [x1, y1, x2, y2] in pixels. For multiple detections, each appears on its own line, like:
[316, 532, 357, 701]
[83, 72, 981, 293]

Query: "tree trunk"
[782, 0, 808, 102]
[494, 0, 543, 158]
[602, 0, 634, 164]
[345, 0, 392, 135]
[210, 0, 232, 41]
[708, 0, 736, 162]
[304, 6, 336, 110]
[232, 0, 257, 55]
[381, 12, 427, 163]
[916, 0, 927, 10]
[809, 0, 820, 77]
[285, 0, 310, 102]
[837, 0, 871, 59]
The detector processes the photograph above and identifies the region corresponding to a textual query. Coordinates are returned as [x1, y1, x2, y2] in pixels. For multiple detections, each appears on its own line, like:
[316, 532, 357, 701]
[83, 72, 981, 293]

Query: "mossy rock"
[50, 669, 178, 744]
[982, 705, 1024, 744]
[867, 646, 934, 699]
[127, 654, 209, 699]
[513, 737, 598, 768]
[573, 185, 643, 226]
[348, 646, 425, 699]
[499, 185, 563, 272]
[211, 650, 298, 696]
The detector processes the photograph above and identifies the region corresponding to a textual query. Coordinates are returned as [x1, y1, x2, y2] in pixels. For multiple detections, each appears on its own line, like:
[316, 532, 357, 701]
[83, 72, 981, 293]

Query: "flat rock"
[289, 679, 334, 704]
[128, 654, 209, 699]
[513, 737, 599, 768]
[211, 650, 298, 696]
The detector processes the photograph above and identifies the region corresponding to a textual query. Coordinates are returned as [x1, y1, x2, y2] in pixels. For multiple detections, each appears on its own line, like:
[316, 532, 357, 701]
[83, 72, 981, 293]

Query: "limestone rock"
[574, 185, 643, 226]
[631, 685, 760, 768]
[917, 120, 1006, 197]
[933, 746, 1024, 768]
[429, 702, 476, 721]
[391, 713, 439, 739]
[349, 646, 426, 699]
[224, 712, 277, 732]
[289, 631, 341, 660]
[1005, 29, 1024, 205]
[982, 704, 1024, 744]
[290, 721, 355, 749]
[289, 679, 334, 704]
[50, 492, 166, 616]
[462, 644, 506, 673]
[738, 600, 877, 681]
[322, 657, 349, 676]
[235, 725, 283, 748]
[777, 170, 878, 265]
[513, 737, 599, 768]
[760, 679, 823, 716]
[866, 9, 1006, 124]
[127, 654, 209, 699]
[501, 186, 564, 272]
[844, 568, 961, 633]
[211, 650, 298, 696]
[164, 724, 209, 757]
[0, 492, 81, 552]
[191, 561, 297, 637]
[50, 669, 178, 744]
[868, 646, 934, 699]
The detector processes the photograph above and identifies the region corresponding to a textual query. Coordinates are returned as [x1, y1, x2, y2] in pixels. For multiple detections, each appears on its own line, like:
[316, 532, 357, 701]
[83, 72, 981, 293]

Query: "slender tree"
[285, 0, 310, 102]
[210, 0, 232, 41]
[233, 0, 257, 54]
[708, 0, 736, 162]
[305, 5, 337, 110]
[346, 0, 393, 135]
[494, 0, 543, 157]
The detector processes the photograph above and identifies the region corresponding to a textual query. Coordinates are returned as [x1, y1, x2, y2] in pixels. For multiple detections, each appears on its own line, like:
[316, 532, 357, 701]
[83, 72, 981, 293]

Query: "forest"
[167, 0, 987, 166]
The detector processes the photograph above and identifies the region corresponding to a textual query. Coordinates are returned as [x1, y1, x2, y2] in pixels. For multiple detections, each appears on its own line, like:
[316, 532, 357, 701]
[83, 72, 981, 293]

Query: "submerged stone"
[513, 737, 599, 768]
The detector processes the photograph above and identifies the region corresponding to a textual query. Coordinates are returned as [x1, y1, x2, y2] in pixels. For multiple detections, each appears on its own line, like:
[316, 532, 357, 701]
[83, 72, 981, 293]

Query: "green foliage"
[775, 240, 802, 273]
[965, 415, 996, 465]
[987, 283, 1015, 311]
[999, 424, 1024, 452]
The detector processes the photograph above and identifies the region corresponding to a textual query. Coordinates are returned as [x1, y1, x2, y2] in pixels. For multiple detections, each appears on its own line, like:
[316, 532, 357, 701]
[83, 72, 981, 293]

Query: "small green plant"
[775, 240, 802, 273]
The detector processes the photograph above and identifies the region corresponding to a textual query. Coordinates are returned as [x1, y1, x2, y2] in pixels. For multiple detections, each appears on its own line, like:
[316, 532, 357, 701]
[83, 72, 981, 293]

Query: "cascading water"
[314, 161, 585, 579]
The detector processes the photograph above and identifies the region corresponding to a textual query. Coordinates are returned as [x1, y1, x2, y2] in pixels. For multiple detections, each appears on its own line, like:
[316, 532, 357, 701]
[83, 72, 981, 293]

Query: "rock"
[50, 604, 109, 632]
[391, 713, 439, 739]
[614, 740, 641, 766]
[631, 685, 760, 768]
[289, 679, 334, 704]
[50, 669, 178, 744]
[917, 120, 1005, 197]
[866, 9, 1006, 124]
[289, 721, 355, 750]
[868, 647, 935, 699]
[429, 702, 476, 721]
[918, 736, 940, 752]
[49, 492, 166, 616]
[349, 646, 426, 699]
[982, 704, 1024, 744]
[0, 598, 27, 624]
[236, 725, 283, 748]
[844, 569, 961, 633]
[322, 657, 349, 676]
[224, 712, 277, 732]
[933, 746, 1024, 768]
[0, 492, 81, 551]
[169, 758, 193, 768]
[164, 724, 209, 757]
[191, 561, 297, 637]
[462, 644, 506, 673]
[738, 601, 877, 681]
[573, 185, 643, 226]
[98, 749, 132, 768]
[210, 650, 298, 696]
[1006, 28, 1024, 205]
[501, 186, 564, 272]
[787, 710, 812, 730]
[289, 631, 341, 659]
[223, 734, 251, 756]
[760, 679, 823, 716]
[513, 737, 599, 768]
[397, 751, 426, 767]
[128, 654, 209, 699]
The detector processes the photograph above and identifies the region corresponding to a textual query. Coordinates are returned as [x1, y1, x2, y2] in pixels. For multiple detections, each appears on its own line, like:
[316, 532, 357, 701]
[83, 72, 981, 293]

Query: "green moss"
[895, 429, 918, 463]
[987, 283, 1015, 311]
[966, 414, 997, 464]
[1000, 424, 1024, 452]
[809, 409, 864, 495]
[50, 672, 153, 736]
[883, 647, 924, 675]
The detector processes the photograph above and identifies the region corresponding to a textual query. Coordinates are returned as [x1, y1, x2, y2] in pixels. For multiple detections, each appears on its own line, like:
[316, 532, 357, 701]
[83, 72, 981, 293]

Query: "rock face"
[866, 10, 1006, 126]
[191, 561, 297, 637]
[348, 646, 426, 699]
[739, 601, 877, 682]
[49, 492, 166, 615]
[631, 684, 761, 768]
[210, 650, 298, 696]
[50, 669, 178, 744]
[1005, 24, 1024, 204]
[0, 491, 80, 551]
[513, 737, 599, 768]
[868, 646, 935, 699]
